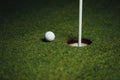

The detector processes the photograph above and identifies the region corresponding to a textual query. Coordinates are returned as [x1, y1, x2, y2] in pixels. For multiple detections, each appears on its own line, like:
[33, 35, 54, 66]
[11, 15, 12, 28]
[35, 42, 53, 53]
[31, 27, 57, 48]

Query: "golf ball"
[45, 31, 55, 41]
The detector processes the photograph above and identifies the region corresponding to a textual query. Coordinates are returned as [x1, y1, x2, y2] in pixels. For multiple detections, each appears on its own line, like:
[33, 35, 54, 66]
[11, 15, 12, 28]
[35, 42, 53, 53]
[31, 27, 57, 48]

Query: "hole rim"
[66, 38, 92, 45]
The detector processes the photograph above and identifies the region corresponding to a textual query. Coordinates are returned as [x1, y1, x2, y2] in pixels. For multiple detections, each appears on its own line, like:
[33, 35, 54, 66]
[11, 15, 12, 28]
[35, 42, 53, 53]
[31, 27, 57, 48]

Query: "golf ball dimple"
[45, 31, 55, 41]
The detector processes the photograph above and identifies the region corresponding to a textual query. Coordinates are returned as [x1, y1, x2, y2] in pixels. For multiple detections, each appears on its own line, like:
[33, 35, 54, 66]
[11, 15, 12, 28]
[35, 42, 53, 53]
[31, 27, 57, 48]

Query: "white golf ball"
[45, 31, 55, 41]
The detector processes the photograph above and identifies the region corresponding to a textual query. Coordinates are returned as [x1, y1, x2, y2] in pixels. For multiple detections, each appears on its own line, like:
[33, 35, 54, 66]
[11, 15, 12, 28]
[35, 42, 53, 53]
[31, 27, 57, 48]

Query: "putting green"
[0, 0, 120, 80]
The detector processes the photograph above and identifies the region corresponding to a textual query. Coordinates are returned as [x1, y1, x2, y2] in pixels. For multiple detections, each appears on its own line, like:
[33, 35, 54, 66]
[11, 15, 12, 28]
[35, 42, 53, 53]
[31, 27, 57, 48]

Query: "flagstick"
[78, 0, 83, 47]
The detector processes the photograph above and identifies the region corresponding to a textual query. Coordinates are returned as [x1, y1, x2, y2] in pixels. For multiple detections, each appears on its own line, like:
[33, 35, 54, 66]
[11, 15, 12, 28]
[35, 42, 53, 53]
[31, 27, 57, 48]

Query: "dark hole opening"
[66, 38, 92, 45]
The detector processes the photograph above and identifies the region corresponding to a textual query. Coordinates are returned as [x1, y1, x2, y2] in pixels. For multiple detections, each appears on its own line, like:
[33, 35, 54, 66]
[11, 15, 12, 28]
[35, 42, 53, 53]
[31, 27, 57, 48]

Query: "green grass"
[0, 0, 120, 80]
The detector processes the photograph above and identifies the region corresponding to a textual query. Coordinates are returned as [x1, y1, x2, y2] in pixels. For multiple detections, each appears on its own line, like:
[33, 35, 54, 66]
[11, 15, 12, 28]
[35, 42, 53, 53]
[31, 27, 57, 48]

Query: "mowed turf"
[0, 0, 120, 80]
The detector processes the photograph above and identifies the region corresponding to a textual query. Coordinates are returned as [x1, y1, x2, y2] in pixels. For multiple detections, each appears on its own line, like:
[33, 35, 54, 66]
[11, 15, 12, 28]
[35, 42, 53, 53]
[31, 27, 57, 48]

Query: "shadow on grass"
[41, 38, 51, 43]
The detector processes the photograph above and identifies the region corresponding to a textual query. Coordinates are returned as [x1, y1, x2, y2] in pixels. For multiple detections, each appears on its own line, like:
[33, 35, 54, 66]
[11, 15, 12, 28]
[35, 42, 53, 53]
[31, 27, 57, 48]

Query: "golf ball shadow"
[41, 38, 52, 42]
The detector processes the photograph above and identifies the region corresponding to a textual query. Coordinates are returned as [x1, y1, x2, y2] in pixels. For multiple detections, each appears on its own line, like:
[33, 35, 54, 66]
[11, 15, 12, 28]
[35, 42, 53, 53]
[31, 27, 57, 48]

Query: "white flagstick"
[78, 0, 83, 46]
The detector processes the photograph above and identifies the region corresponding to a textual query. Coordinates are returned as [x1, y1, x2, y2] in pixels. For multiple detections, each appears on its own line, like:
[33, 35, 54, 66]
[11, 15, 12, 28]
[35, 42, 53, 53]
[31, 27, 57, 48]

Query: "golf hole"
[66, 38, 92, 47]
